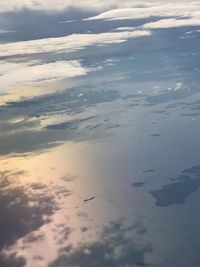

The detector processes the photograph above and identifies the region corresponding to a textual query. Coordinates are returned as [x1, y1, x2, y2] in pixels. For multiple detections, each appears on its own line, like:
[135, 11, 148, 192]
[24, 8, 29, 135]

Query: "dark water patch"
[170, 174, 190, 181]
[132, 182, 145, 188]
[0, 129, 66, 156]
[0, 120, 39, 132]
[165, 102, 190, 110]
[60, 175, 77, 183]
[134, 221, 147, 236]
[88, 123, 121, 131]
[143, 169, 155, 174]
[183, 165, 200, 175]
[180, 113, 200, 117]
[121, 94, 147, 100]
[190, 103, 200, 111]
[80, 227, 88, 233]
[49, 220, 152, 267]
[106, 124, 121, 130]
[165, 104, 177, 109]
[57, 227, 71, 246]
[33, 255, 44, 261]
[3, 89, 120, 118]
[145, 88, 190, 105]
[150, 110, 167, 114]
[0, 89, 120, 156]
[46, 116, 95, 130]
[77, 211, 88, 218]
[149, 134, 161, 137]
[23, 233, 45, 244]
[150, 178, 200, 207]
[54, 187, 72, 198]
[0, 116, 111, 156]
[84, 197, 96, 203]
[30, 183, 48, 190]
[127, 103, 140, 107]
[89, 123, 102, 130]
[46, 121, 77, 130]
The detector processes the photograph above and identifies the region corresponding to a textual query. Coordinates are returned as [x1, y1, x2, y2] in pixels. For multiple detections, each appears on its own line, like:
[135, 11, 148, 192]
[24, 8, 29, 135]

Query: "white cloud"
[114, 27, 135, 31]
[86, 3, 200, 20]
[2, 1, 199, 93]
[174, 82, 183, 91]
[0, 0, 155, 13]
[85, 2, 200, 28]
[143, 18, 200, 29]
[0, 30, 151, 57]
[0, 0, 197, 16]
[0, 60, 91, 91]
[0, 25, 150, 92]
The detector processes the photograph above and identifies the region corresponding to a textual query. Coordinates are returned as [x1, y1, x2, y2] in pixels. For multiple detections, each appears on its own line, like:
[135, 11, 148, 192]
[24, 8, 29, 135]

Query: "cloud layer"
[0, 1, 195, 13]
[86, 2, 200, 29]
[1, 1, 200, 92]
[0, 29, 150, 90]
[0, 30, 150, 58]
[0, 0, 154, 13]
[0, 60, 91, 91]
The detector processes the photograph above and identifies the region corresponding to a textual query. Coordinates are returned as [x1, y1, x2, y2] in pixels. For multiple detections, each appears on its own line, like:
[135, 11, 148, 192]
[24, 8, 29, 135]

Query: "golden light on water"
[0, 140, 124, 266]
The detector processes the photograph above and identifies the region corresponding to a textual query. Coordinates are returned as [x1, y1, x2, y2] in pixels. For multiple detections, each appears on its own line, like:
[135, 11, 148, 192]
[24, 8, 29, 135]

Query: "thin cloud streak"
[143, 18, 200, 29]
[0, 30, 151, 58]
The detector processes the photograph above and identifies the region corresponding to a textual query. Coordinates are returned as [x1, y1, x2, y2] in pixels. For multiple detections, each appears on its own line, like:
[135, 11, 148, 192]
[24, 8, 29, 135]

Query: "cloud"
[85, 2, 200, 28]
[0, 28, 150, 90]
[0, 0, 155, 13]
[86, 3, 200, 20]
[0, 15, 150, 91]
[0, 60, 91, 90]
[0, 0, 191, 14]
[143, 18, 200, 29]
[0, 30, 151, 58]
[2, 1, 199, 93]
[114, 27, 135, 31]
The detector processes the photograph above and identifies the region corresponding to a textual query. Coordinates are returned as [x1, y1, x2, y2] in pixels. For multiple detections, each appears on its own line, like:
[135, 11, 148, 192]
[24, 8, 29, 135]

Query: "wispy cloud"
[0, 29, 150, 90]
[85, 2, 200, 28]
[143, 18, 200, 29]
[1, 1, 199, 93]
[0, 60, 91, 91]
[0, 0, 153, 13]
[86, 3, 200, 20]
[0, 30, 150, 58]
